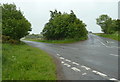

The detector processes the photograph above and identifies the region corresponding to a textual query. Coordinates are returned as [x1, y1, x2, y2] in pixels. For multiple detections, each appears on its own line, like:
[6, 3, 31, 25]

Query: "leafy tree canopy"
[96, 14, 119, 34]
[42, 10, 88, 40]
[2, 3, 31, 41]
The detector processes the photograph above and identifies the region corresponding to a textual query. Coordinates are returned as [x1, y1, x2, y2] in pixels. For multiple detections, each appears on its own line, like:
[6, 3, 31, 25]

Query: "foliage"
[115, 19, 120, 32]
[1, 3, 31, 41]
[2, 35, 19, 44]
[96, 14, 119, 34]
[42, 10, 88, 40]
[25, 34, 43, 39]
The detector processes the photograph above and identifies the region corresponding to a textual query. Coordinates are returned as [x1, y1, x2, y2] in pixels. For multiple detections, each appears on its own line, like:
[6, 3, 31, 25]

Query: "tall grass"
[2, 43, 57, 80]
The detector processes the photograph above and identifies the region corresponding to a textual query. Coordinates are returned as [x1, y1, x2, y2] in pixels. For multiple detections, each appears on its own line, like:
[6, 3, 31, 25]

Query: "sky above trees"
[0, 0, 119, 34]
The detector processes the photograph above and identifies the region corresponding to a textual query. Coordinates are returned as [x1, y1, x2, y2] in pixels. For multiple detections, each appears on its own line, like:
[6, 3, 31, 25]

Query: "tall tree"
[2, 3, 31, 40]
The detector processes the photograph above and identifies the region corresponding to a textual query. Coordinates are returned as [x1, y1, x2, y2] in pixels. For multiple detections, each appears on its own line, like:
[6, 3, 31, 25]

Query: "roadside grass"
[2, 43, 57, 80]
[94, 33, 120, 41]
[25, 37, 88, 44]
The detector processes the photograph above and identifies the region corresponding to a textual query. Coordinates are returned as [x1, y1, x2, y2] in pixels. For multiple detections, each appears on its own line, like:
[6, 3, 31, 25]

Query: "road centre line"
[92, 70, 107, 77]
[109, 54, 118, 57]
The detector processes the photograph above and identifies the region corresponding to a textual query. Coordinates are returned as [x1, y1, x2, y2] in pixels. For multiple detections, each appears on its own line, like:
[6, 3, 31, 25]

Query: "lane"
[22, 34, 119, 81]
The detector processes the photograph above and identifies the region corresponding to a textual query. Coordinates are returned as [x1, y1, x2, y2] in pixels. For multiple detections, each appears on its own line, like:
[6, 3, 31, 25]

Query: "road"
[22, 33, 119, 81]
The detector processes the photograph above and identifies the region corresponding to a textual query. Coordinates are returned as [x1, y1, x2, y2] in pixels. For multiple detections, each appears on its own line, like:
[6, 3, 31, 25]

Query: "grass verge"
[2, 43, 57, 80]
[25, 37, 88, 44]
[94, 33, 120, 41]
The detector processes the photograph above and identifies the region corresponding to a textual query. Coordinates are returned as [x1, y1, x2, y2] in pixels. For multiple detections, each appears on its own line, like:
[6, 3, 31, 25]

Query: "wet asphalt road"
[22, 34, 119, 81]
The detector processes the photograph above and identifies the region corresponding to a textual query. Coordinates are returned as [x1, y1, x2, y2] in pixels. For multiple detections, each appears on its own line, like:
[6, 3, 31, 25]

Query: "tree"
[96, 15, 112, 34]
[115, 19, 120, 32]
[2, 3, 31, 41]
[42, 10, 88, 40]
[96, 14, 119, 34]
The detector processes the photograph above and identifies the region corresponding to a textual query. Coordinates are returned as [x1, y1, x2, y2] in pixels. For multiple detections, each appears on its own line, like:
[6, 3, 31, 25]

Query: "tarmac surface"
[22, 33, 119, 81]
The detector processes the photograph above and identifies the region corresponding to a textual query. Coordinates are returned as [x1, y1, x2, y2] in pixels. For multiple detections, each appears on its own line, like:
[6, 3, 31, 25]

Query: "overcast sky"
[0, 0, 119, 34]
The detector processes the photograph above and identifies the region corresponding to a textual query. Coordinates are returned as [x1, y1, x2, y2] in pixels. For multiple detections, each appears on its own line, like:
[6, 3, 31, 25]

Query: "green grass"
[94, 33, 120, 41]
[2, 43, 57, 80]
[25, 37, 88, 44]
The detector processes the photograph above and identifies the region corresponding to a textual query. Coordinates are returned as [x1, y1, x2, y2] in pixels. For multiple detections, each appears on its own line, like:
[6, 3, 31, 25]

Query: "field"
[2, 43, 57, 80]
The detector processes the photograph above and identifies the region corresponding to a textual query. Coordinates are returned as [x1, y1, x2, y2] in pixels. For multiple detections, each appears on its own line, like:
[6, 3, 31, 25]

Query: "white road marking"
[92, 70, 107, 77]
[110, 54, 118, 57]
[92, 70, 97, 73]
[65, 59, 71, 62]
[96, 72, 107, 77]
[61, 61, 64, 64]
[63, 63, 71, 67]
[106, 41, 109, 43]
[81, 65, 91, 70]
[71, 67, 81, 72]
[100, 42, 108, 47]
[59, 56, 119, 81]
[106, 41, 114, 43]
[72, 62, 79, 65]
[82, 73, 87, 75]
[60, 57, 64, 59]
[97, 39, 108, 47]
[57, 54, 60, 56]
[109, 78, 117, 81]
